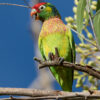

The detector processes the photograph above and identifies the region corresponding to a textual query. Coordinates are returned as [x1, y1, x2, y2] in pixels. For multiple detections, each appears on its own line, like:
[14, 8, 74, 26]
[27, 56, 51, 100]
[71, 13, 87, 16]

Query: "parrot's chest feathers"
[40, 17, 67, 37]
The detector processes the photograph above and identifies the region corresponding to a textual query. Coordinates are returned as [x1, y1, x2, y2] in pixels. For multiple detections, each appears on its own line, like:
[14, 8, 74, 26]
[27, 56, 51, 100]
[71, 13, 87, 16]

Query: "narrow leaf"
[93, 9, 100, 47]
[85, 10, 89, 21]
[77, 0, 86, 33]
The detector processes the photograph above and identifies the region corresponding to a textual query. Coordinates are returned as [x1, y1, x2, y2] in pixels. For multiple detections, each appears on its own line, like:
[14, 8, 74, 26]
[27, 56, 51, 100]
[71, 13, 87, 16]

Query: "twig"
[93, 10, 100, 19]
[34, 57, 42, 63]
[34, 57, 100, 79]
[0, 3, 31, 9]
[86, 0, 100, 49]
[68, 26, 97, 48]
[0, 88, 100, 99]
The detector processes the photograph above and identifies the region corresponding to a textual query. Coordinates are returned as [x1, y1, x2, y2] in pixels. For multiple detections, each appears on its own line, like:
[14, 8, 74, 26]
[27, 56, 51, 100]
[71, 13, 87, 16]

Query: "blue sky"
[0, 0, 81, 92]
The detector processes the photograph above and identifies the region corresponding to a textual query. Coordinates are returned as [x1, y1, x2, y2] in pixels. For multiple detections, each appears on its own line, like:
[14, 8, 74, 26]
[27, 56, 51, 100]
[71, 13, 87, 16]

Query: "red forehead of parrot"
[31, 2, 47, 16]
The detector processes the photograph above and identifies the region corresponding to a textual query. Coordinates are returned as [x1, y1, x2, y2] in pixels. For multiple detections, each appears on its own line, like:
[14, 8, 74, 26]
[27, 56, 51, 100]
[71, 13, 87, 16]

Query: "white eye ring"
[39, 5, 46, 11]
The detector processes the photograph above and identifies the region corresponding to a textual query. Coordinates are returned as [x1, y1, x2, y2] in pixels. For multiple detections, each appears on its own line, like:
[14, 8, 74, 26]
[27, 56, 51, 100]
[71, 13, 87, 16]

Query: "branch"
[34, 57, 100, 79]
[93, 10, 100, 19]
[0, 3, 31, 9]
[0, 88, 100, 99]
[67, 26, 98, 48]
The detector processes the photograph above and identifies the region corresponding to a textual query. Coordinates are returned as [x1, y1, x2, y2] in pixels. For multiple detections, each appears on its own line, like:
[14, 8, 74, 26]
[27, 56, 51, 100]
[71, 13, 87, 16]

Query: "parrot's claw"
[55, 47, 59, 58]
[48, 52, 54, 60]
[48, 48, 64, 64]
[59, 57, 64, 64]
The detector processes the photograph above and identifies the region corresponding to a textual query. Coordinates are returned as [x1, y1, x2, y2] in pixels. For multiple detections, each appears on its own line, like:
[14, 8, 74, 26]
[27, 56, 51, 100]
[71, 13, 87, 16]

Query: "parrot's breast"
[40, 17, 68, 37]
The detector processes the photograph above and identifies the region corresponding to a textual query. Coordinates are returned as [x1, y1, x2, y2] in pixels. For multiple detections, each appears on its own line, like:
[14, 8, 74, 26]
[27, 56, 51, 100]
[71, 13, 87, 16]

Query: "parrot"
[31, 2, 76, 92]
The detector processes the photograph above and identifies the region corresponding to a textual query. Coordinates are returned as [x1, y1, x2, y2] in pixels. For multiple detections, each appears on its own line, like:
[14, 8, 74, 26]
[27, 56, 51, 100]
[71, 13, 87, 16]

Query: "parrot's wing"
[66, 28, 75, 88]
[67, 28, 76, 63]
[38, 36, 46, 60]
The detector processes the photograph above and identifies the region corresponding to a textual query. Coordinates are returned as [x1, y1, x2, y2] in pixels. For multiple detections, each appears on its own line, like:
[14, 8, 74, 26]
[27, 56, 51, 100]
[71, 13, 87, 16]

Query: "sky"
[0, 0, 82, 92]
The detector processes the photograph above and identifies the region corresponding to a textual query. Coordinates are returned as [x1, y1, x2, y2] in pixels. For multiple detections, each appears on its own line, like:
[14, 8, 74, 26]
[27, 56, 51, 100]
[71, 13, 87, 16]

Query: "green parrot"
[31, 2, 76, 92]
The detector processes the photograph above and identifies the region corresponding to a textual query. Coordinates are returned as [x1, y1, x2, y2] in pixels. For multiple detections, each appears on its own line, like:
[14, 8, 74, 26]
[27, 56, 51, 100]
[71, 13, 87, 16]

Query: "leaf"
[96, 0, 100, 11]
[93, 9, 100, 47]
[77, 0, 86, 33]
[85, 0, 93, 21]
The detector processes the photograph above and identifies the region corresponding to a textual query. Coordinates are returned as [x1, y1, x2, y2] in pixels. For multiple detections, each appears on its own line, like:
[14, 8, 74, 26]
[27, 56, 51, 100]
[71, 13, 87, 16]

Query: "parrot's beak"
[31, 10, 39, 20]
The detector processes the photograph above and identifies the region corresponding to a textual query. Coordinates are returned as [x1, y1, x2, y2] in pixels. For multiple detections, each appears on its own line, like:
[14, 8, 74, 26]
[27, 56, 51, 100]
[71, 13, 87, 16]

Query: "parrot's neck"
[40, 17, 67, 37]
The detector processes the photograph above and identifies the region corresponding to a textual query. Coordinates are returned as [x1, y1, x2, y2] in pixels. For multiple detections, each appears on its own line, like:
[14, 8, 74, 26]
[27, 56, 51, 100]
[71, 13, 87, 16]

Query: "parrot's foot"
[48, 47, 64, 65]
[58, 57, 64, 64]
[48, 52, 54, 60]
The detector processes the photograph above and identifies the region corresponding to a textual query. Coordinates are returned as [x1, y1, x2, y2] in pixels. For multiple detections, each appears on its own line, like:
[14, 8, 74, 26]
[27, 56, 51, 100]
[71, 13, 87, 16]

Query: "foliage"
[76, 0, 86, 36]
[93, 0, 100, 47]
[65, 0, 100, 90]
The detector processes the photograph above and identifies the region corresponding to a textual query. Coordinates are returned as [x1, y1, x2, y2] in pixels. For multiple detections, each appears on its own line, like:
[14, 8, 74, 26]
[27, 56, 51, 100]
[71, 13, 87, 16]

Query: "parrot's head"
[30, 2, 61, 22]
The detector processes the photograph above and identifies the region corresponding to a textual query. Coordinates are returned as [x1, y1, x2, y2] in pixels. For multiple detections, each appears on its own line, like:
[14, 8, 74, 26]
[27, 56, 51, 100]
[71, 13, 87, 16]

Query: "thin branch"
[34, 57, 100, 79]
[0, 3, 31, 9]
[93, 10, 100, 19]
[86, 0, 100, 49]
[0, 88, 100, 100]
[68, 26, 98, 48]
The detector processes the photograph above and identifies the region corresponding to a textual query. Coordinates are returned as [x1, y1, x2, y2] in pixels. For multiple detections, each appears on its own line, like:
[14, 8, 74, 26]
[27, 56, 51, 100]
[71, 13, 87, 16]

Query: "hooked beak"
[31, 11, 37, 17]
[31, 9, 39, 20]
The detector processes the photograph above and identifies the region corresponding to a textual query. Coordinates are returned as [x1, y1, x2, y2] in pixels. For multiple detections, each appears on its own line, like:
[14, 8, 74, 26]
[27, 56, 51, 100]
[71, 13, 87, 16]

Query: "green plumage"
[31, 2, 75, 92]
[39, 18, 75, 91]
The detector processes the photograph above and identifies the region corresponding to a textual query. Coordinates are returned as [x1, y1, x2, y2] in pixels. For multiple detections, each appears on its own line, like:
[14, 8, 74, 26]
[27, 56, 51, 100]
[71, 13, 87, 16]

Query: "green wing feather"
[38, 37, 46, 60]
[67, 28, 76, 63]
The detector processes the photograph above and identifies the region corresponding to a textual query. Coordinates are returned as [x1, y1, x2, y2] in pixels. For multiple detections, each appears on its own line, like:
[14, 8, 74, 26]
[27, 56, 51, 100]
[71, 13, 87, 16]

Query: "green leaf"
[93, 9, 100, 47]
[85, 10, 89, 21]
[96, 0, 100, 11]
[77, 0, 86, 33]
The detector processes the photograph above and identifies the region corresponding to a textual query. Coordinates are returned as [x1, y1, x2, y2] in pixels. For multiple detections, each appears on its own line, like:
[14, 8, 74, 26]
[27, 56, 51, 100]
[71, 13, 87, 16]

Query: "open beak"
[31, 10, 39, 20]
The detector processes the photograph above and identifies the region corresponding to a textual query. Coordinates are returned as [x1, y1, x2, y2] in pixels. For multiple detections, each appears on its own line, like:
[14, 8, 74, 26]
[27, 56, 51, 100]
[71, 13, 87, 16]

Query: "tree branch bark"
[0, 88, 100, 100]
[34, 57, 100, 79]
[0, 3, 31, 8]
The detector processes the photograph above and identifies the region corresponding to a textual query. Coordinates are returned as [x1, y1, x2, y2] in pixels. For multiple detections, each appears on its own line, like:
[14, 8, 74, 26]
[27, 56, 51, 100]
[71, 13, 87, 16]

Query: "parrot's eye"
[39, 5, 46, 11]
